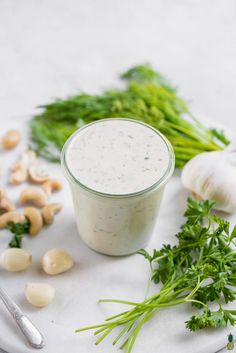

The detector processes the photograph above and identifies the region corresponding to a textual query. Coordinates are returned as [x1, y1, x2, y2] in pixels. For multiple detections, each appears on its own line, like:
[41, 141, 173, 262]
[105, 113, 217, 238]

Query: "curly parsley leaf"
[186, 308, 236, 331]
[184, 198, 215, 224]
[76, 198, 236, 352]
[6, 220, 30, 248]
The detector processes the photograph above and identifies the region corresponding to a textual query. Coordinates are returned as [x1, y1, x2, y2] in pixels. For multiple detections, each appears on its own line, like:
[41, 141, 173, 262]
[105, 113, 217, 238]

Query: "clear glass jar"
[61, 118, 175, 256]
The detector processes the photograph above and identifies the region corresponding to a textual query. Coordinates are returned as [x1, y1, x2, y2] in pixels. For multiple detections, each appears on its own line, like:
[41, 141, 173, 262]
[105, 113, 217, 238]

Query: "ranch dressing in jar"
[62, 118, 174, 255]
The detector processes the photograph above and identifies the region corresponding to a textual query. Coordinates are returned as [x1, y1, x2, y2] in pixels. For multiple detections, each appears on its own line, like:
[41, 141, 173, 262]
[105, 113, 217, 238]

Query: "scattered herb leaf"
[7, 220, 30, 248]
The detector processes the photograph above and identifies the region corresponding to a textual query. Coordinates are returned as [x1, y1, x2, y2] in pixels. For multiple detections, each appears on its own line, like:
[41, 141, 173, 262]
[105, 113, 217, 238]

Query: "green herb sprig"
[7, 220, 30, 248]
[76, 198, 236, 353]
[30, 64, 229, 167]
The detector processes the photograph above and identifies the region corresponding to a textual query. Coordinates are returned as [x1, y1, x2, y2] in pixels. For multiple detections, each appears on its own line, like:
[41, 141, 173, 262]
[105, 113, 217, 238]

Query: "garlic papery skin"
[25, 283, 55, 307]
[181, 147, 236, 213]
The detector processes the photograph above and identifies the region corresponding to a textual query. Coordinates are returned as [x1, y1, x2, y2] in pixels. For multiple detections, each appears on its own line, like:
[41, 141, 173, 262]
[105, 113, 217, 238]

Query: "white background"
[1, 0, 236, 127]
[0, 1, 236, 353]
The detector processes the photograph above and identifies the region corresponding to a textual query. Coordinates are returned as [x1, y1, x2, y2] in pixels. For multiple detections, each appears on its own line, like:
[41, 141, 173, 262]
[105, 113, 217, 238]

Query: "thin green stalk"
[95, 327, 114, 345]
[124, 308, 160, 353]
[76, 198, 236, 352]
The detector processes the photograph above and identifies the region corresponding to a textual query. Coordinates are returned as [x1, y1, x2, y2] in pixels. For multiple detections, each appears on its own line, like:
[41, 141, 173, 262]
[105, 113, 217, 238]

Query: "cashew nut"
[0, 189, 15, 214]
[20, 149, 36, 167]
[0, 211, 25, 229]
[25, 283, 55, 307]
[20, 187, 47, 207]
[42, 203, 62, 225]
[42, 248, 74, 275]
[28, 164, 49, 183]
[10, 162, 28, 185]
[0, 248, 32, 271]
[1, 130, 21, 149]
[42, 179, 63, 197]
[10, 149, 37, 185]
[24, 207, 43, 236]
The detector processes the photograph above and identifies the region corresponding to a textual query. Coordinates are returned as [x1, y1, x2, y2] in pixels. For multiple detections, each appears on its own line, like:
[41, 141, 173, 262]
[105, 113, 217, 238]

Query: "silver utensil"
[0, 287, 44, 349]
[0, 348, 11, 353]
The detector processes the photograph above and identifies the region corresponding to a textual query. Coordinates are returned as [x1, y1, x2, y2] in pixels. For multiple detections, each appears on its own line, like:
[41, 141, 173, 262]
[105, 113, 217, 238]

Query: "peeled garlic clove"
[42, 248, 74, 275]
[25, 282, 55, 307]
[181, 148, 236, 213]
[1, 248, 32, 271]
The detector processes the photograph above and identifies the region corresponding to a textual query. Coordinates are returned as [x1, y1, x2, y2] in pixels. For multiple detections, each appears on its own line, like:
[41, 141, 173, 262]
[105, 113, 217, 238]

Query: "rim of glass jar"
[61, 118, 175, 199]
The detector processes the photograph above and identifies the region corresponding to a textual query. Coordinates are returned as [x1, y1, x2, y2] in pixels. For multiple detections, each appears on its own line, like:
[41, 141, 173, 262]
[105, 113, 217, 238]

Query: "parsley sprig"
[76, 198, 236, 352]
[7, 220, 30, 248]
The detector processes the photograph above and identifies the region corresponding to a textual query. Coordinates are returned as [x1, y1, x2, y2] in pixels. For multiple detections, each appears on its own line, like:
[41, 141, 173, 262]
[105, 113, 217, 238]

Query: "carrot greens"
[30, 64, 229, 167]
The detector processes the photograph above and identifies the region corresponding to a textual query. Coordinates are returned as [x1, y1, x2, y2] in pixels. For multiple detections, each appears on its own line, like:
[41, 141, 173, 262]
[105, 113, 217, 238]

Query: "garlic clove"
[0, 248, 32, 271]
[225, 141, 236, 152]
[42, 248, 74, 275]
[25, 282, 55, 307]
[224, 143, 236, 165]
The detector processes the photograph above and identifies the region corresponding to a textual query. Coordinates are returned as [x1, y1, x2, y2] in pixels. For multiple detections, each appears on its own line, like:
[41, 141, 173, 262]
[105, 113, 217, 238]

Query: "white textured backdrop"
[0, 2, 236, 353]
[0, 0, 236, 127]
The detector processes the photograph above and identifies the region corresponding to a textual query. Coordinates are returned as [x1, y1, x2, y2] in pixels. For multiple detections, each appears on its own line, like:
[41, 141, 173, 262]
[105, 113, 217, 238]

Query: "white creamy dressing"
[66, 119, 170, 195]
[64, 119, 173, 255]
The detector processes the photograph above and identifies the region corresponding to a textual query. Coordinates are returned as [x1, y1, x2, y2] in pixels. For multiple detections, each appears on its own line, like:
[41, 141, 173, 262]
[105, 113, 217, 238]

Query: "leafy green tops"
[76, 198, 236, 353]
[7, 220, 30, 248]
[30, 64, 229, 167]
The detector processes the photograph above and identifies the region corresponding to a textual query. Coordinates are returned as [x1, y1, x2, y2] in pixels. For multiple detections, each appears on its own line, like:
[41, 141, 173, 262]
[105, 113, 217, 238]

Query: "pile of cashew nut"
[0, 130, 74, 307]
[0, 148, 63, 236]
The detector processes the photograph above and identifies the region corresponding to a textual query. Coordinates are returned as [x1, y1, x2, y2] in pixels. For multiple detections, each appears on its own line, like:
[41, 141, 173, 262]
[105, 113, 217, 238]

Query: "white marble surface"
[1, 0, 236, 128]
[0, 1, 236, 353]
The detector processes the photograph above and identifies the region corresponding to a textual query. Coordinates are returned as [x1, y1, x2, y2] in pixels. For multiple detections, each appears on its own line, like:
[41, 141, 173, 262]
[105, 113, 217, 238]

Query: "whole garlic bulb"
[25, 283, 55, 307]
[181, 144, 236, 213]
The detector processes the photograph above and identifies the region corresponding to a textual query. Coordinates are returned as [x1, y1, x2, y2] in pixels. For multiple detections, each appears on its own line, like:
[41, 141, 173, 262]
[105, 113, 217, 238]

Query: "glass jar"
[61, 118, 175, 256]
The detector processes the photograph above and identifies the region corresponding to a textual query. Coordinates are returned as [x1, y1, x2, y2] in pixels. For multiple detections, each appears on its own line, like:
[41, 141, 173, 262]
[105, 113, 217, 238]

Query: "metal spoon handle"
[0, 348, 11, 353]
[0, 287, 44, 349]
